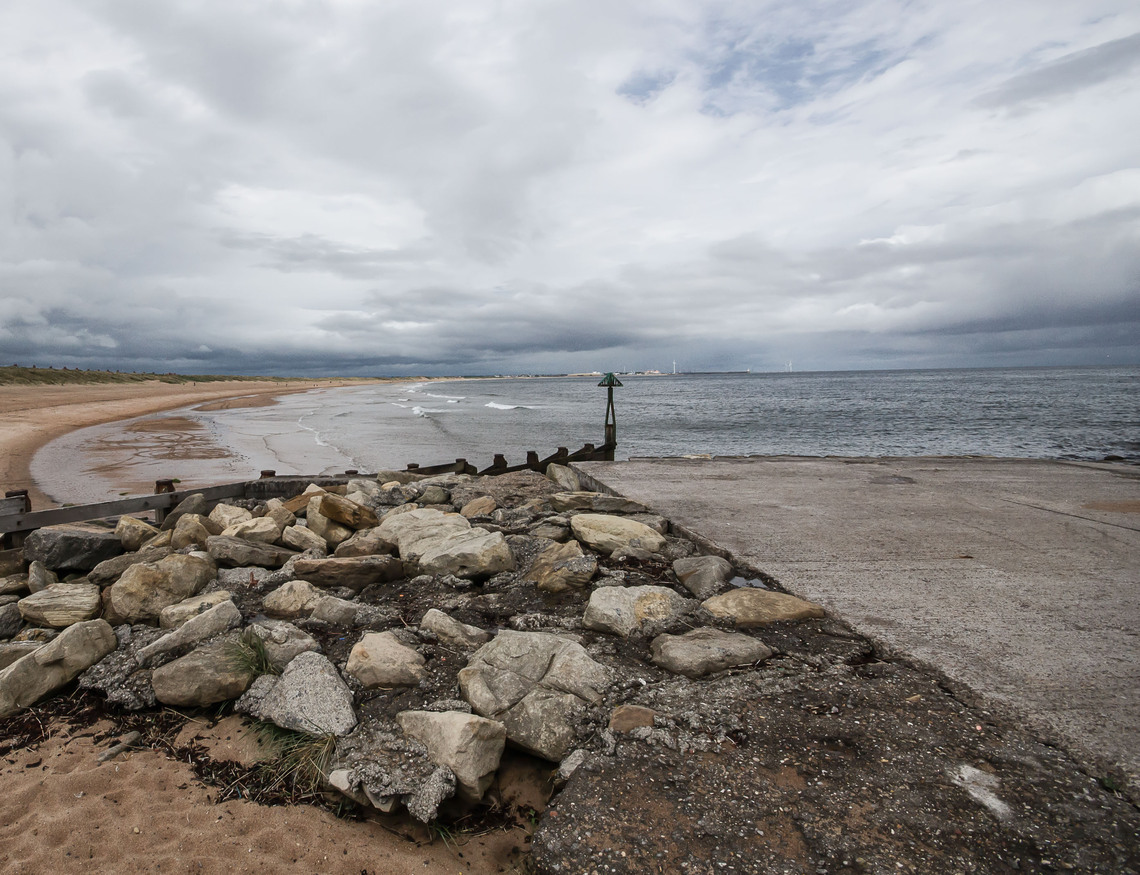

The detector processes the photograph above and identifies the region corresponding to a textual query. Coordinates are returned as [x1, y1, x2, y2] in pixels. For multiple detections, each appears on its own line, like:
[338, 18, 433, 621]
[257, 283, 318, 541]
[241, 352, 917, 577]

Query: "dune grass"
[0, 365, 295, 386]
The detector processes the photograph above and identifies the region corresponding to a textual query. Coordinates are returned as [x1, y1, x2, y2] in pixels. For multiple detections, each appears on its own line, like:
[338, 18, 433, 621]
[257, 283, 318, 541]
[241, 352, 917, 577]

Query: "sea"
[31, 366, 1140, 505]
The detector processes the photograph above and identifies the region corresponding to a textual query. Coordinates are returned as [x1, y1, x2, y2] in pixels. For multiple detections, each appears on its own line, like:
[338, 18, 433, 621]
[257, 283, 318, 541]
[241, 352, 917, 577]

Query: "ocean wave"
[425, 392, 466, 401]
[485, 402, 536, 410]
[413, 406, 447, 416]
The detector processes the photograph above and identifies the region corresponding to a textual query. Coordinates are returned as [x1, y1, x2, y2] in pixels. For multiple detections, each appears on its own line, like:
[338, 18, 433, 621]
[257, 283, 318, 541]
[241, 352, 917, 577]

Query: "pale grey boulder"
[305, 496, 355, 547]
[345, 631, 426, 688]
[417, 529, 515, 579]
[281, 524, 328, 554]
[673, 555, 734, 600]
[237, 651, 356, 737]
[549, 492, 649, 514]
[159, 590, 233, 629]
[137, 600, 242, 667]
[419, 608, 491, 649]
[159, 493, 210, 531]
[18, 583, 101, 628]
[247, 619, 320, 671]
[150, 634, 255, 706]
[88, 545, 173, 587]
[27, 561, 58, 593]
[649, 627, 773, 678]
[544, 463, 581, 492]
[333, 528, 397, 558]
[396, 710, 506, 801]
[208, 503, 253, 530]
[570, 514, 667, 556]
[108, 553, 217, 624]
[292, 555, 403, 592]
[582, 585, 694, 637]
[311, 596, 359, 626]
[220, 516, 282, 544]
[523, 540, 597, 593]
[206, 535, 297, 569]
[115, 516, 160, 551]
[0, 619, 117, 717]
[170, 514, 214, 550]
[262, 580, 324, 619]
[702, 588, 826, 627]
[459, 630, 611, 761]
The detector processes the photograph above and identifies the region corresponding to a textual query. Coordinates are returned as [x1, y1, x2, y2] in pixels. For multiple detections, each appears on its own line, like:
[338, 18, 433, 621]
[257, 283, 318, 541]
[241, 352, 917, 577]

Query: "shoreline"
[0, 379, 388, 510]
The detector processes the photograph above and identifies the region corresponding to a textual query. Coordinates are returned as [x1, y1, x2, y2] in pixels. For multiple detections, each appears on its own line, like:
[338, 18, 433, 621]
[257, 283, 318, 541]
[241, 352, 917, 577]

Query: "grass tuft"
[249, 722, 337, 801]
[226, 628, 282, 678]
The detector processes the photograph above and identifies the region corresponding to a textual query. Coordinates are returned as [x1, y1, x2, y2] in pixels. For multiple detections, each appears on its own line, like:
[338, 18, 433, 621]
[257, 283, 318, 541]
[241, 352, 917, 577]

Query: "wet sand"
[0, 380, 375, 509]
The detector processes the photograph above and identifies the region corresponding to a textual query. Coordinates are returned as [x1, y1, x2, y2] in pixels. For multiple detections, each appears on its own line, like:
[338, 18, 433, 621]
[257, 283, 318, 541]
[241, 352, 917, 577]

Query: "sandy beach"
[0, 377, 533, 874]
[0, 380, 372, 509]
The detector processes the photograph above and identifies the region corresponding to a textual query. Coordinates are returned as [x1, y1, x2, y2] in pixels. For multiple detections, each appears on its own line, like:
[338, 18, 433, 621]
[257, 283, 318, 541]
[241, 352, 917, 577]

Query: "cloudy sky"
[2, 0, 1138, 376]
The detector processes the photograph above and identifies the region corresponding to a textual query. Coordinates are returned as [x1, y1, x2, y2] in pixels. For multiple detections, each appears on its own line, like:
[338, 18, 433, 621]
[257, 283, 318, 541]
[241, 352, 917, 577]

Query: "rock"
[108, 554, 217, 623]
[0, 575, 29, 596]
[374, 469, 426, 485]
[140, 530, 173, 550]
[171, 514, 213, 550]
[0, 641, 42, 671]
[220, 517, 282, 544]
[237, 651, 357, 736]
[27, 561, 57, 593]
[159, 590, 234, 629]
[206, 535, 297, 569]
[315, 493, 379, 530]
[419, 608, 491, 649]
[418, 485, 451, 506]
[570, 514, 667, 556]
[208, 504, 252, 529]
[524, 540, 597, 593]
[159, 493, 210, 531]
[0, 619, 117, 717]
[629, 513, 670, 535]
[150, 635, 255, 706]
[396, 710, 506, 801]
[0, 602, 23, 639]
[247, 620, 320, 671]
[262, 580, 324, 619]
[18, 584, 101, 628]
[23, 522, 123, 572]
[281, 524, 328, 554]
[528, 519, 570, 541]
[609, 704, 657, 733]
[115, 516, 159, 551]
[311, 596, 359, 625]
[377, 508, 471, 559]
[333, 528, 396, 557]
[550, 492, 649, 514]
[582, 585, 693, 637]
[459, 631, 611, 761]
[76, 624, 164, 710]
[88, 546, 173, 587]
[702, 588, 826, 627]
[673, 555, 734, 600]
[305, 497, 355, 546]
[417, 529, 515, 580]
[460, 495, 497, 518]
[545, 463, 581, 492]
[649, 627, 773, 678]
[291, 556, 404, 592]
[137, 600, 242, 667]
[262, 499, 297, 531]
[345, 631, 426, 688]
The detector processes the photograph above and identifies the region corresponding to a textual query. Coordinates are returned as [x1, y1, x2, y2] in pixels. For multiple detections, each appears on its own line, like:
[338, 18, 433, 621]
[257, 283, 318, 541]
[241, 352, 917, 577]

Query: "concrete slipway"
[574, 456, 1140, 796]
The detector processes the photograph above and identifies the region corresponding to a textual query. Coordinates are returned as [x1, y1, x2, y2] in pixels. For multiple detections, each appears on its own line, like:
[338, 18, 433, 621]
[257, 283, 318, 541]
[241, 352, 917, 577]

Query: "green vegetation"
[0, 365, 292, 386]
[227, 628, 283, 678]
[248, 721, 337, 801]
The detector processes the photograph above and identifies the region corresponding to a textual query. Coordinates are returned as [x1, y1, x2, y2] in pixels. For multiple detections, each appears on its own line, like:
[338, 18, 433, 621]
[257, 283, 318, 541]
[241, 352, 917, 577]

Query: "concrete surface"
[575, 456, 1140, 795]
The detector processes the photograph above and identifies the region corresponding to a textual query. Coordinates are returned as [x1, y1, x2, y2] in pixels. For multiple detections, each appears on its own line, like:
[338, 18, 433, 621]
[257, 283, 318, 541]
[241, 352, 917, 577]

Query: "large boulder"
[159, 493, 211, 531]
[545, 464, 581, 492]
[417, 529, 515, 579]
[376, 508, 471, 559]
[150, 635, 255, 706]
[23, 522, 123, 572]
[305, 497, 355, 547]
[649, 627, 773, 678]
[170, 514, 215, 550]
[281, 525, 328, 554]
[246, 619, 320, 671]
[419, 609, 491, 649]
[159, 590, 234, 629]
[88, 545, 173, 587]
[220, 517, 282, 544]
[206, 535, 297, 569]
[673, 555, 734, 600]
[107, 554, 217, 624]
[582, 585, 693, 637]
[317, 493, 379, 531]
[397, 710, 506, 801]
[524, 540, 597, 593]
[17, 584, 102, 628]
[549, 492, 649, 514]
[291, 556, 404, 592]
[237, 651, 357, 737]
[115, 516, 160, 551]
[570, 514, 667, 556]
[459, 631, 611, 761]
[262, 580, 324, 619]
[702, 588, 826, 627]
[137, 600, 243, 667]
[345, 631, 426, 688]
[208, 503, 253, 529]
[333, 528, 397, 558]
[0, 619, 117, 716]
[0, 603, 22, 639]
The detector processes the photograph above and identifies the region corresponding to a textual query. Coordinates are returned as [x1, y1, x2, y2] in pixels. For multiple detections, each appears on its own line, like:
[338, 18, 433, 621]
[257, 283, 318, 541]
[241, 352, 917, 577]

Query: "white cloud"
[0, 0, 1137, 374]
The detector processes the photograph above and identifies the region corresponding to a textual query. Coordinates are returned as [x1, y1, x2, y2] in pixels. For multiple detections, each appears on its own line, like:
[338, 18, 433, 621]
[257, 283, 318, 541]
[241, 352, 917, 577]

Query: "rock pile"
[0, 469, 825, 823]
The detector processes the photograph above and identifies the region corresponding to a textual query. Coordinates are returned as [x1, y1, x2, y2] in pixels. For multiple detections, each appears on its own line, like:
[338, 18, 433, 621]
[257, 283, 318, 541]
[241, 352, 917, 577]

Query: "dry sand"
[0, 378, 532, 874]
[0, 380, 367, 509]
